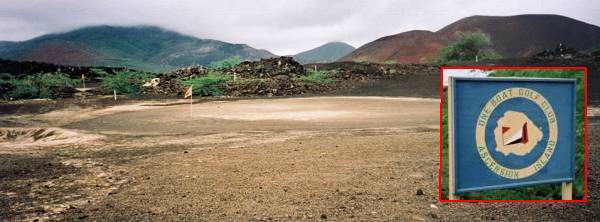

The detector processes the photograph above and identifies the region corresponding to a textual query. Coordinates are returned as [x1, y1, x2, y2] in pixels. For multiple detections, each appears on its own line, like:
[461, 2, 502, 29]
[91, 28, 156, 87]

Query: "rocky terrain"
[0, 58, 121, 79]
[0, 95, 597, 221]
[140, 56, 439, 98]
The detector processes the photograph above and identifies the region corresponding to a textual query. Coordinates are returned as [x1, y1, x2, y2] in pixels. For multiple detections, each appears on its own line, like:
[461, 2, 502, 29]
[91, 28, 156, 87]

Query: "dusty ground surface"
[0, 96, 598, 221]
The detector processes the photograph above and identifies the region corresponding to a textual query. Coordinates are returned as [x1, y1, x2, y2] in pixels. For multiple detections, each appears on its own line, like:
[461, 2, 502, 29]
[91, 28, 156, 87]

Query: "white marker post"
[82, 74, 85, 88]
[562, 182, 573, 200]
[113, 90, 117, 101]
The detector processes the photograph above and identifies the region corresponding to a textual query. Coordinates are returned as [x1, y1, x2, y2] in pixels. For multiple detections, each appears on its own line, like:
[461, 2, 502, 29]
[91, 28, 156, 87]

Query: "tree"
[435, 31, 501, 63]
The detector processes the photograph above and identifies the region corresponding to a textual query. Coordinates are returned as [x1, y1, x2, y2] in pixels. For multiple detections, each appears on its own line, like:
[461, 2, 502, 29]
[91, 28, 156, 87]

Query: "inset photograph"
[440, 67, 588, 201]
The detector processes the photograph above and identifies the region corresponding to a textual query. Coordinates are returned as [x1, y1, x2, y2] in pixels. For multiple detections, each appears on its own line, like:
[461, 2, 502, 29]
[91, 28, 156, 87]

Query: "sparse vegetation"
[97, 69, 153, 95]
[296, 70, 333, 83]
[181, 71, 231, 96]
[442, 70, 585, 200]
[209, 56, 243, 69]
[435, 31, 501, 64]
[1, 72, 79, 99]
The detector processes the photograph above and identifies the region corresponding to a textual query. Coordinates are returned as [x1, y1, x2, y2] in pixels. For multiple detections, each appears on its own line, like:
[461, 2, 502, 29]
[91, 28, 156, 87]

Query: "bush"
[436, 31, 501, 63]
[297, 70, 332, 83]
[441, 70, 585, 200]
[181, 71, 230, 96]
[97, 69, 153, 95]
[3, 72, 78, 99]
[0, 74, 15, 98]
[209, 56, 243, 69]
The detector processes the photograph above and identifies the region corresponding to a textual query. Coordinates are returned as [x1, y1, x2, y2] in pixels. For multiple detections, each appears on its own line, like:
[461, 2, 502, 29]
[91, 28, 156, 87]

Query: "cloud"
[0, 0, 599, 55]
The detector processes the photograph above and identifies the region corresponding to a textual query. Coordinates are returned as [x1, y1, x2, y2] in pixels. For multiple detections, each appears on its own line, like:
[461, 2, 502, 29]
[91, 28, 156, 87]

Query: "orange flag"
[184, 86, 193, 98]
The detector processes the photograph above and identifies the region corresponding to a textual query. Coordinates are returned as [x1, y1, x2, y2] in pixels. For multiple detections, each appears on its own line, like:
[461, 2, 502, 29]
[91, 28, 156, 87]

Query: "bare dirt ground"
[0, 96, 598, 221]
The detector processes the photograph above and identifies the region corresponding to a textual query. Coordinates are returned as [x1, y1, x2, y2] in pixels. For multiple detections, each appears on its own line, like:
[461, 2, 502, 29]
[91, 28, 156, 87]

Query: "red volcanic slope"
[18, 40, 104, 66]
[341, 14, 600, 63]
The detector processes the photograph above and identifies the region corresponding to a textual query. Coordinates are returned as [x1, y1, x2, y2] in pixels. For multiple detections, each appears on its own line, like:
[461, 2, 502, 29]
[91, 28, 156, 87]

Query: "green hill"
[293, 42, 355, 64]
[0, 26, 276, 72]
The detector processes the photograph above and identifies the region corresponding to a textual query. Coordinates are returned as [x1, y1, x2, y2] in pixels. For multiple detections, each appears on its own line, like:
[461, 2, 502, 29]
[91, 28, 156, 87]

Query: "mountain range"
[0, 26, 276, 72]
[341, 14, 600, 63]
[1, 14, 600, 70]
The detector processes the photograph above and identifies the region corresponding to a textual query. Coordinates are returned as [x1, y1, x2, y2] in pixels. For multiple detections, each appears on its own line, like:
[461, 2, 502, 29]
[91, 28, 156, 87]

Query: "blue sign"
[449, 77, 576, 193]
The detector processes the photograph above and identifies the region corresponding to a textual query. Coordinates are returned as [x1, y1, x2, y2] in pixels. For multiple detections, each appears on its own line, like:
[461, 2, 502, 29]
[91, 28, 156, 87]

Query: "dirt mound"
[222, 57, 331, 97]
[143, 57, 317, 96]
[0, 128, 102, 148]
[224, 56, 305, 78]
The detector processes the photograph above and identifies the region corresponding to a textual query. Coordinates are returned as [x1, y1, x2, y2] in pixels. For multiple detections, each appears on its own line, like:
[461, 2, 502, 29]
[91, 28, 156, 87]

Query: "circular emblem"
[475, 87, 558, 179]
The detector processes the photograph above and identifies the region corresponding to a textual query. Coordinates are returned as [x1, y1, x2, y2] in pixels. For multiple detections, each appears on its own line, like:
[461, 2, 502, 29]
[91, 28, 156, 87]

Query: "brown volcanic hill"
[343, 30, 444, 63]
[341, 14, 600, 63]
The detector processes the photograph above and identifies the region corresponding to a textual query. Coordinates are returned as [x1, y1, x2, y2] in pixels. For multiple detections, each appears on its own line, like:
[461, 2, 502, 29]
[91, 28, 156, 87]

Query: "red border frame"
[438, 66, 589, 203]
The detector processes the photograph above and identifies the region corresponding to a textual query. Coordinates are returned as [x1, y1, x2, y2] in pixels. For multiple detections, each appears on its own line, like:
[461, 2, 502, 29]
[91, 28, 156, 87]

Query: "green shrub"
[97, 69, 153, 95]
[181, 71, 230, 96]
[4, 72, 78, 99]
[0, 74, 15, 98]
[442, 70, 585, 200]
[383, 60, 397, 65]
[7, 78, 38, 99]
[209, 56, 243, 69]
[297, 70, 332, 83]
[435, 31, 501, 64]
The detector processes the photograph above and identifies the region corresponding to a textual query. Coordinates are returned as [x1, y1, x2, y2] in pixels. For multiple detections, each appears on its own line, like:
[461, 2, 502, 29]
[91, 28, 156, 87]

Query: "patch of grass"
[296, 70, 333, 83]
[383, 60, 397, 65]
[209, 56, 243, 69]
[96, 69, 153, 95]
[181, 71, 231, 96]
[2, 72, 79, 99]
[442, 70, 585, 200]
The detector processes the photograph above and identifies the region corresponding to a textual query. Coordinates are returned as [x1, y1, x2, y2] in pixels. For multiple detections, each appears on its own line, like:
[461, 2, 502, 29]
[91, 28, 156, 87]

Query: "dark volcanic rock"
[534, 43, 588, 60]
[224, 56, 305, 79]
[144, 65, 208, 95]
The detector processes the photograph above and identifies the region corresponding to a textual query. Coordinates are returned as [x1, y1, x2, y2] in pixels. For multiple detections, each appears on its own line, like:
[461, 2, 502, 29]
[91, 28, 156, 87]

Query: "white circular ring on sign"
[475, 87, 558, 179]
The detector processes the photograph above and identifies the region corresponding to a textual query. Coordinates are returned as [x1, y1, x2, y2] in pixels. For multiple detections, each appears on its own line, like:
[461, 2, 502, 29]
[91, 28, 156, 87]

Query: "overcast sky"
[1, 0, 599, 55]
